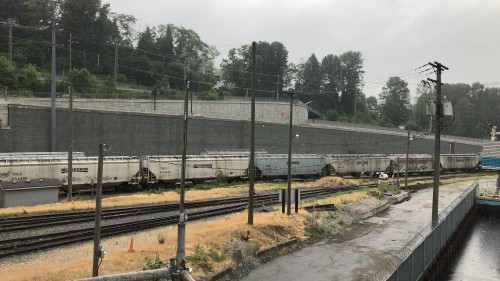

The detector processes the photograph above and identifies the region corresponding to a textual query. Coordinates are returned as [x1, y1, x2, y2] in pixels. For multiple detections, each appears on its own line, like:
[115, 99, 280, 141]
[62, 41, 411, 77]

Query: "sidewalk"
[242, 181, 476, 281]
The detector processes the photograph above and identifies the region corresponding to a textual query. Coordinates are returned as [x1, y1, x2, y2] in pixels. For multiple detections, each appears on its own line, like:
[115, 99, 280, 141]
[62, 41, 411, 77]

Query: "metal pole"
[176, 66, 188, 269]
[8, 23, 12, 61]
[69, 33, 72, 71]
[68, 86, 73, 201]
[114, 41, 118, 87]
[405, 130, 410, 188]
[287, 92, 294, 215]
[92, 144, 104, 277]
[397, 157, 400, 189]
[50, 16, 56, 152]
[248, 42, 256, 225]
[353, 89, 357, 123]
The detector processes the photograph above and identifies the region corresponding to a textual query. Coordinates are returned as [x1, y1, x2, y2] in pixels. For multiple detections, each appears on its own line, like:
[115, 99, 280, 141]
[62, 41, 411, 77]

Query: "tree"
[157, 24, 175, 64]
[67, 68, 97, 92]
[366, 96, 378, 110]
[320, 54, 342, 109]
[0, 55, 18, 89]
[338, 51, 364, 115]
[379, 76, 411, 127]
[19, 64, 42, 91]
[137, 26, 158, 57]
[220, 41, 289, 94]
[299, 53, 321, 92]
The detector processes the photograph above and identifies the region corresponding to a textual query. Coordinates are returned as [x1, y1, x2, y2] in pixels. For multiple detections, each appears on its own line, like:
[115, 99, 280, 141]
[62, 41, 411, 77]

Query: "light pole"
[304, 101, 317, 122]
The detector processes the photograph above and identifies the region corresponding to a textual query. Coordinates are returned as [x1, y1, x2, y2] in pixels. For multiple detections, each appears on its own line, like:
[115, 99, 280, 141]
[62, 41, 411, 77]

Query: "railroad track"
[0, 204, 247, 259]
[0, 183, 377, 258]
[0, 194, 277, 232]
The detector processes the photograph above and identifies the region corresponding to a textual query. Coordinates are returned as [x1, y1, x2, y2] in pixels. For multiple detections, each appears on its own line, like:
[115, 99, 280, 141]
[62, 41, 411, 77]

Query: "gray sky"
[105, 0, 500, 100]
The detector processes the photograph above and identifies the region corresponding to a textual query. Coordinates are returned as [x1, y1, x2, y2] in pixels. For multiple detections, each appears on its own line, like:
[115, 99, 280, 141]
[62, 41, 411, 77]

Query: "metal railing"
[307, 119, 483, 145]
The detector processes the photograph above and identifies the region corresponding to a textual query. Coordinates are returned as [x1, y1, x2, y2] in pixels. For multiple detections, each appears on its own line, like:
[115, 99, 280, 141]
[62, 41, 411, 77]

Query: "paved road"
[242, 181, 477, 281]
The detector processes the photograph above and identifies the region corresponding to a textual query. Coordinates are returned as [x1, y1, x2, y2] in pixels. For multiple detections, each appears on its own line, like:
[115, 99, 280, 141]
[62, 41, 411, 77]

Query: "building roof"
[0, 179, 62, 191]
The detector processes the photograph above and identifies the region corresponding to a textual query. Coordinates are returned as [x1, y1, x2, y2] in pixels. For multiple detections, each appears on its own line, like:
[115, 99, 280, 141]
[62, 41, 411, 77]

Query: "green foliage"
[197, 90, 223, 100]
[304, 216, 327, 240]
[379, 76, 411, 127]
[0, 55, 18, 89]
[378, 182, 402, 196]
[187, 244, 226, 272]
[214, 170, 228, 184]
[19, 64, 42, 91]
[322, 109, 340, 121]
[221, 41, 289, 92]
[67, 68, 97, 92]
[143, 252, 164, 270]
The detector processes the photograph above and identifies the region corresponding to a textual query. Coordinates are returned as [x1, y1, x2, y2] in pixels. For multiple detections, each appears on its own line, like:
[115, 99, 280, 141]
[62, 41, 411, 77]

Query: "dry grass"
[303, 190, 372, 206]
[0, 176, 360, 216]
[0, 209, 309, 281]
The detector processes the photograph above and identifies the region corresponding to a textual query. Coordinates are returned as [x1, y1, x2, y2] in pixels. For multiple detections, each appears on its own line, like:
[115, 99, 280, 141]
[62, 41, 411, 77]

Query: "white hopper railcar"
[327, 154, 391, 177]
[0, 156, 141, 191]
[143, 155, 250, 185]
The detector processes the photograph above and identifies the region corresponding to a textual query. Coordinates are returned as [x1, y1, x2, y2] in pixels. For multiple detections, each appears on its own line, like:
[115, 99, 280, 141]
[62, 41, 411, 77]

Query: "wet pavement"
[242, 180, 478, 281]
[446, 210, 500, 281]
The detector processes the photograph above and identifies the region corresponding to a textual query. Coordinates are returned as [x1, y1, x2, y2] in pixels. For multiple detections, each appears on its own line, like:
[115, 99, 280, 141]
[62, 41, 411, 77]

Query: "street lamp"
[304, 101, 319, 122]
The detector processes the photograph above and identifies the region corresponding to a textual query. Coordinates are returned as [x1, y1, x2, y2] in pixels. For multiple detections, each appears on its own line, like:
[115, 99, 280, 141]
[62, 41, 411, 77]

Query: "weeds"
[157, 233, 166, 244]
[304, 215, 327, 240]
[143, 252, 165, 270]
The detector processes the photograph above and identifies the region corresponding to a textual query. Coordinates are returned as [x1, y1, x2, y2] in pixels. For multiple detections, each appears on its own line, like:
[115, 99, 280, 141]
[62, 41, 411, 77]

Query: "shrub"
[157, 233, 166, 244]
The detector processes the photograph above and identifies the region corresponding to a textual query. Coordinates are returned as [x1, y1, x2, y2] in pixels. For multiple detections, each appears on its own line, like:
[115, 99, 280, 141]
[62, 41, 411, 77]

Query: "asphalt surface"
[242, 180, 478, 281]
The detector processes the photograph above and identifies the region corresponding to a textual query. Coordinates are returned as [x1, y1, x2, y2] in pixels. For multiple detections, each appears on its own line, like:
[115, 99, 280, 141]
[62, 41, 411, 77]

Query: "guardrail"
[369, 180, 478, 281]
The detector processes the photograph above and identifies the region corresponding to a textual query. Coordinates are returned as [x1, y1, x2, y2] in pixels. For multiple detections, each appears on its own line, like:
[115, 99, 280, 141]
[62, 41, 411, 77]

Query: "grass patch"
[187, 244, 227, 273]
[378, 182, 402, 197]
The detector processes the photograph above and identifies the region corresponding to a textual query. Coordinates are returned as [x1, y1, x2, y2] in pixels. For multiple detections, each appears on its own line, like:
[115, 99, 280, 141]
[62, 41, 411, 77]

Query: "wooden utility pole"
[175, 65, 188, 274]
[248, 42, 256, 225]
[7, 18, 17, 61]
[50, 16, 56, 152]
[92, 144, 104, 277]
[286, 91, 296, 215]
[69, 33, 72, 71]
[114, 40, 118, 87]
[428, 61, 449, 227]
[68, 86, 73, 201]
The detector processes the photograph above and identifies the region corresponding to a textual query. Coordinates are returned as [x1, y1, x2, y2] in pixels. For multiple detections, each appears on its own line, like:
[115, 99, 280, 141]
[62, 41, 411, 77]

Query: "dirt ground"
[0, 175, 493, 280]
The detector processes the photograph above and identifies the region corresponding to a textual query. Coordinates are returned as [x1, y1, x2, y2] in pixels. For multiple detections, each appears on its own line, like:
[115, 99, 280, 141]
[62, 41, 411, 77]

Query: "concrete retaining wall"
[0, 105, 482, 156]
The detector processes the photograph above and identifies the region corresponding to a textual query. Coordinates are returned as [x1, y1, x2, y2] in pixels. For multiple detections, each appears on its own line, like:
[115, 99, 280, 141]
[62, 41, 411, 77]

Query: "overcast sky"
[105, 0, 500, 100]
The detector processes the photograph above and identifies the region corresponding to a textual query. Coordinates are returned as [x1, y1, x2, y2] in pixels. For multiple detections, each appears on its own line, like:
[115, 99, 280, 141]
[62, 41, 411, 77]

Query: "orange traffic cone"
[128, 236, 134, 252]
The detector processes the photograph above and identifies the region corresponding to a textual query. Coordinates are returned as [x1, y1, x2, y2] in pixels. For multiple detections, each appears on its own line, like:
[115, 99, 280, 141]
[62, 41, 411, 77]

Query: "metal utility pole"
[92, 144, 104, 277]
[50, 16, 56, 152]
[427, 61, 449, 227]
[248, 42, 256, 225]
[286, 91, 296, 215]
[176, 66, 188, 272]
[405, 130, 410, 188]
[68, 86, 73, 201]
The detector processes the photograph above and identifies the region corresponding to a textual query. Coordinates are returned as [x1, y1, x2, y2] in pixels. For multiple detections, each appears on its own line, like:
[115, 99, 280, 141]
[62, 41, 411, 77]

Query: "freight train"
[0, 153, 481, 192]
